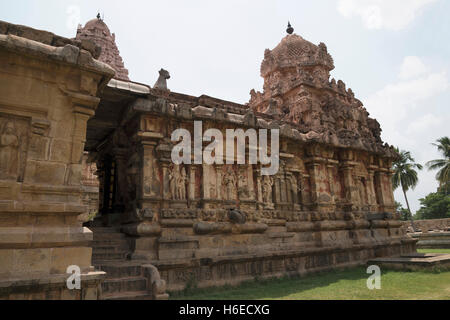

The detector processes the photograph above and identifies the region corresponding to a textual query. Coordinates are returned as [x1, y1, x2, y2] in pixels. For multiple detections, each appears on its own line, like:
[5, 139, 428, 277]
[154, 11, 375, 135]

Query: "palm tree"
[426, 137, 450, 193]
[392, 148, 423, 231]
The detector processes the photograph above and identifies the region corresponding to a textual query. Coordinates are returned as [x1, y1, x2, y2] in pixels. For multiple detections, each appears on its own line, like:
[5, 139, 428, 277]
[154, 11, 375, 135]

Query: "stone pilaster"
[326, 159, 339, 205]
[256, 168, 263, 209]
[216, 164, 223, 200]
[305, 156, 331, 211]
[340, 161, 358, 211]
[367, 166, 378, 211]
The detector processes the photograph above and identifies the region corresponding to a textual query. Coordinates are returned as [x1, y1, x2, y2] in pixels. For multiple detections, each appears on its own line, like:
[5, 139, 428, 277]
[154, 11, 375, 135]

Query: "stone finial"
[286, 22, 294, 35]
[153, 68, 171, 90]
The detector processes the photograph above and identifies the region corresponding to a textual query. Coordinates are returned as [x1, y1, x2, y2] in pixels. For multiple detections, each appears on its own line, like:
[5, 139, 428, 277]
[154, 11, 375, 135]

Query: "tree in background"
[415, 190, 450, 220]
[395, 201, 411, 221]
[426, 137, 450, 193]
[392, 148, 423, 230]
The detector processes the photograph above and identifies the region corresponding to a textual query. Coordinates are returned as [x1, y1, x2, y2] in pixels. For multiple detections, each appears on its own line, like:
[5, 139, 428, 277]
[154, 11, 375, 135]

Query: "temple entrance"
[98, 156, 120, 225]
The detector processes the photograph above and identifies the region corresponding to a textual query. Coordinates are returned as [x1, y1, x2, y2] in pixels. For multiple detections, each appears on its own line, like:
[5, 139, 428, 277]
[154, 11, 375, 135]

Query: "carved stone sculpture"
[222, 167, 236, 201]
[262, 175, 274, 204]
[177, 166, 187, 200]
[153, 68, 171, 91]
[0, 120, 19, 180]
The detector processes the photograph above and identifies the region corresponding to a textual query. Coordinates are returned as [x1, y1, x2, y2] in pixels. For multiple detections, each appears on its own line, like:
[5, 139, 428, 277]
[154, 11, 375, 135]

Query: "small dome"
[83, 18, 112, 37]
[261, 33, 334, 77]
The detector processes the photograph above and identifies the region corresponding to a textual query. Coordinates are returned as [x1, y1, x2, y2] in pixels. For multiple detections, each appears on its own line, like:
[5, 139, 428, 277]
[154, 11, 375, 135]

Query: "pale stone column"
[189, 165, 197, 201]
[305, 161, 321, 204]
[274, 176, 281, 204]
[340, 163, 358, 210]
[247, 164, 255, 200]
[374, 168, 395, 213]
[367, 167, 378, 210]
[288, 173, 298, 206]
[216, 164, 223, 200]
[161, 162, 170, 202]
[203, 164, 211, 199]
[301, 174, 310, 206]
[141, 141, 159, 199]
[386, 169, 396, 210]
[256, 169, 263, 207]
[326, 161, 339, 204]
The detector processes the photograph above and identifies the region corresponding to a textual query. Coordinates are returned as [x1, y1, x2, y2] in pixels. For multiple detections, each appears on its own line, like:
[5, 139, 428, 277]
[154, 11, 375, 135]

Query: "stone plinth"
[411, 232, 450, 249]
[368, 253, 450, 271]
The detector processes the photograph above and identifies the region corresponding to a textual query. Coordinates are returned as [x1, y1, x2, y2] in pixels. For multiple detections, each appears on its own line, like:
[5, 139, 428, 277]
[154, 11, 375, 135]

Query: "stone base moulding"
[153, 239, 417, 292]
[0, 271, 106, 300]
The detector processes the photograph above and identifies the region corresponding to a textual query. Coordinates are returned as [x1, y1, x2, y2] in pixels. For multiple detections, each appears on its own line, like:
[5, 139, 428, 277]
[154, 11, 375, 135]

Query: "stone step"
[102, 277, 147, 294]
[102, 291, 152, 300]
[93, 259, 131, 266]
[93, 232, 126, 240]
[92, 239, 128, 247]
[96, 264, 142, 279]
[92, 251, 128, 261]
[89, 227, 120, 233]
[92, 244, 130, 253]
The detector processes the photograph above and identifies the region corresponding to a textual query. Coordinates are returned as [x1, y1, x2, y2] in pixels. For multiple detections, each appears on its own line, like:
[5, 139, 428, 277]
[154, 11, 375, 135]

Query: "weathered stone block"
[50, 139, 71, 162]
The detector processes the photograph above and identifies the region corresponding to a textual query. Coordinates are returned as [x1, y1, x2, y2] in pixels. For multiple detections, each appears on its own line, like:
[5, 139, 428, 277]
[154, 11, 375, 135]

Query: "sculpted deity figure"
[168, 165, 179, 200]
[262, 175, 274, 204]
[222, 167, 236, 201]
[0, 120, 20, 180]
[177, 166, 188, 200]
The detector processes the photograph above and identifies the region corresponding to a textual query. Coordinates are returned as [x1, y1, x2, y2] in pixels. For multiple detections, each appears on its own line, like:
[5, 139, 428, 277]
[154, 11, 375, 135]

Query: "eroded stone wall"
[0, 22, 114, 299]
[403, 219, 450, 233]
[92, 93, 415, 291]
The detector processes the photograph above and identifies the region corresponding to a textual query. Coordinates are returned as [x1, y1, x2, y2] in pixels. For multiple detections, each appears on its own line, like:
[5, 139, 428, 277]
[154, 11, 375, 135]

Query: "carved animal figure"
[153, 68, 170, 90]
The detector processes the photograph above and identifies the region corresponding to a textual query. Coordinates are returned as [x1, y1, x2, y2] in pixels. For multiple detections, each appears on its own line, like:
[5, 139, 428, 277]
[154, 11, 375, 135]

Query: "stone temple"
[0, 16, 417, 299]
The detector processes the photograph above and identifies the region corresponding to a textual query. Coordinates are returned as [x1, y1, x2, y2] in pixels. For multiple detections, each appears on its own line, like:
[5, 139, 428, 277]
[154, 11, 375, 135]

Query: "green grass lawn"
[171, 250, 450, 300]
[417, 248, 450, 254]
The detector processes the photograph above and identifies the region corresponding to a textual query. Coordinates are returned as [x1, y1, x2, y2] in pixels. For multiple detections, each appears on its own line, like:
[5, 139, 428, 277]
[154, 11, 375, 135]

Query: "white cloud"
[366, 71, 448, 122]
[363, 58, 449, 213]
[337, 0, 438, 30]
[399, 56, 428, 80]
[406, 113, 442, 134]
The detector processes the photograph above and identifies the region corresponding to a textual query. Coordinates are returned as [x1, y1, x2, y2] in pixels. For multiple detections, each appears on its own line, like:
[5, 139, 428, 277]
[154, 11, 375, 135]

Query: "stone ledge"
[0, 19, 100, 58]
[0, 34, 114, 79]
[0, 226, 93, 249]
[368, 253, 450, 271]
[151, 239, 406, 269]
[0, 200, 87, 214]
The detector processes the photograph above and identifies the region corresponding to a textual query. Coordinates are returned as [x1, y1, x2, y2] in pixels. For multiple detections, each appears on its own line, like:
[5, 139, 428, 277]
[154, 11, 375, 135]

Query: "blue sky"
[1, 0, 449, 213]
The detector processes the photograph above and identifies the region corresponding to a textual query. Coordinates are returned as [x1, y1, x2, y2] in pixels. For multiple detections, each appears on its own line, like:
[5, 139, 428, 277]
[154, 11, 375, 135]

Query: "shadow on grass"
[170, 267, 372, 300]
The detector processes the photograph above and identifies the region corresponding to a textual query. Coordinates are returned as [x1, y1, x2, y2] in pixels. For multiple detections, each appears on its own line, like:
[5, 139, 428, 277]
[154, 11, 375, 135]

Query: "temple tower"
[76, 15, 129, 81]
